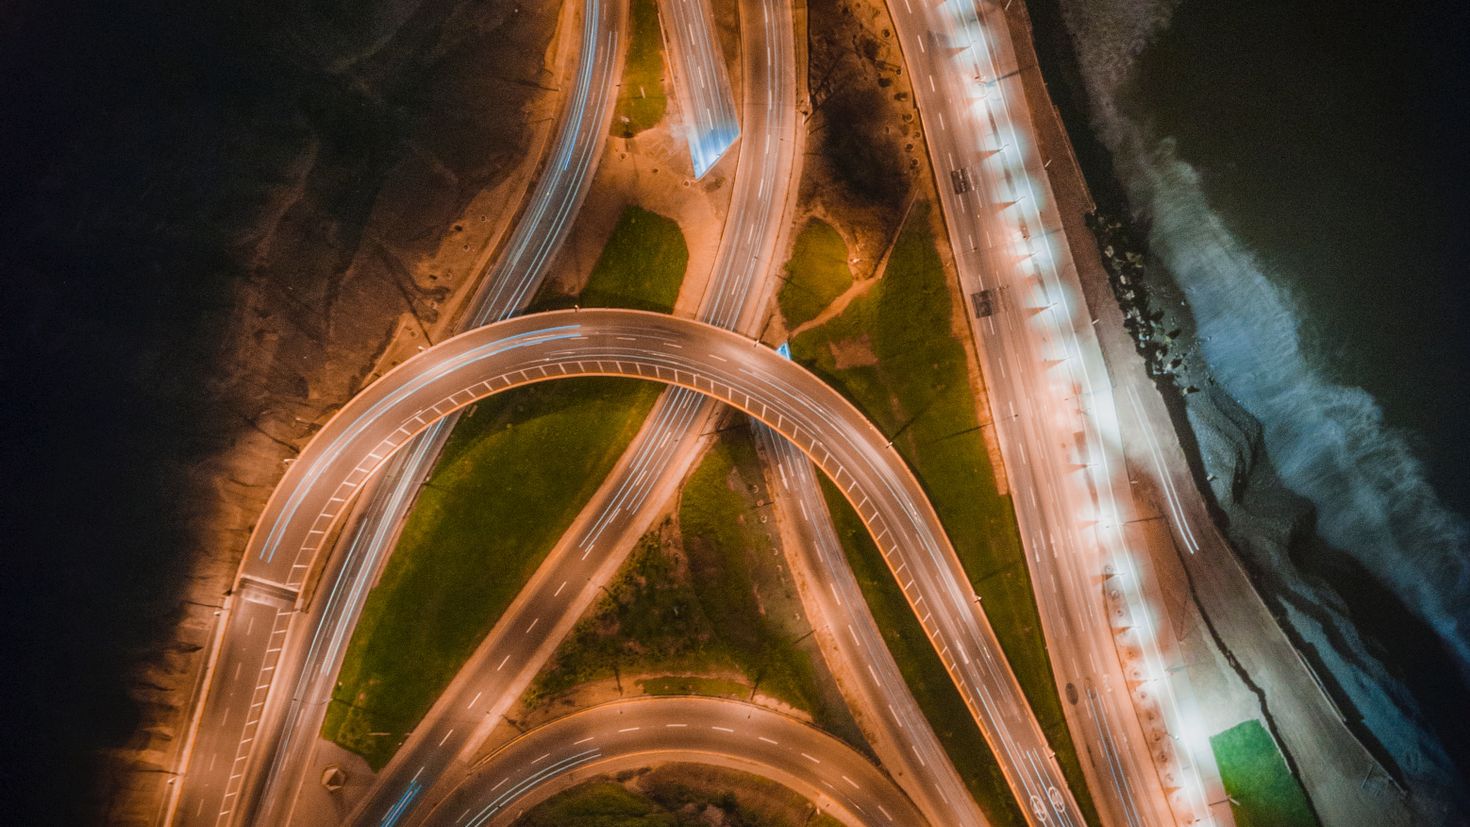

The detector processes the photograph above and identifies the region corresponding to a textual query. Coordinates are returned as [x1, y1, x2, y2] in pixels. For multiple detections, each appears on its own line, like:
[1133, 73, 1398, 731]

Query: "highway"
[222, 306, 1089, 827]
[757, 424, 988, 826]
[657, 0, 740, 177]
[345, 0, 797, 819]
[419, 697, 924, 827]
[166, 0, 628, 822]
[884, 0, 1225, 823]
[163, 1, 1231, 825]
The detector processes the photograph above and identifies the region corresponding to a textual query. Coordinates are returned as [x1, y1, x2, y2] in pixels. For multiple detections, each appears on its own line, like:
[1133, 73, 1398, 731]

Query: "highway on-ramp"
[419, 696, 924, 827]
[658, 0, 740, 176]
[757, 424, 987, 827]
[227, 307, 1087, 827]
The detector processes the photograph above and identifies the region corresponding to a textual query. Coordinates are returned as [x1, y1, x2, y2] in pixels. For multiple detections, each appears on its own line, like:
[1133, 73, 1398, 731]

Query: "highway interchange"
[169, 0, 629, 821]
[163, 0, 1234, 825]
[181, 305, 1091, 826]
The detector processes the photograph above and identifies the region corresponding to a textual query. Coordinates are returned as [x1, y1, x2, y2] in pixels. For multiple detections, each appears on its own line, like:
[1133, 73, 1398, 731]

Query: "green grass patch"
[788, 202, 1098, 824]
[639, 675, 751, 699]
[612, 0, 668, 137]
[677, 431, 831, 713]
[323, 379, 661, 768]
[529, 428, 860, 745]
[1210, 720, 1317, 827]
[777, 218, 853, 330]
[528, 528, 730, 701]
[323, 206, 687, 769]
[577, 206, 687, 312]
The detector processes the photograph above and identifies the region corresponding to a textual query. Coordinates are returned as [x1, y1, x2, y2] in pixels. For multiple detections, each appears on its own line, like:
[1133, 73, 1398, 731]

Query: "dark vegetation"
[805, 0, 920, 232]
[516, 764, 844, 827]
[529, 427, 863, 747]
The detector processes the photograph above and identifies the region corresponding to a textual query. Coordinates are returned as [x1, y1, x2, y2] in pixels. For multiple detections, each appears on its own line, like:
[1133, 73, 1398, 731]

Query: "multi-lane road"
[163, 0, 1241, 824]
[757, 425, 987, 826]
[658, 0, 740, 177]
[885, 0, 1225, 823]
[207, 307, 1087, 826]
[343, 0, 797, 821]
[421, 696, 923, 826]
[167, 0, 628, 822]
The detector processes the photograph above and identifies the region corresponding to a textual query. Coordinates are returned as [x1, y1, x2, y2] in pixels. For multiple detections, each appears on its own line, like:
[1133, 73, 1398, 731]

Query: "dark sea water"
[1041, 0, 1470, 803]
[1128, 0, 1470, 521]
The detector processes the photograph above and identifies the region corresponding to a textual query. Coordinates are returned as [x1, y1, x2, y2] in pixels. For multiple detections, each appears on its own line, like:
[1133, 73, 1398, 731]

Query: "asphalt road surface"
[757, 424, 987, 827]
[658, 0, 740, 176]
[419, 697, 924, 827]
[167, 0, 628, 822]
[885, 0, 1223, 822]
[347, 2, 798, 820]
[225, 307, 1087, 826]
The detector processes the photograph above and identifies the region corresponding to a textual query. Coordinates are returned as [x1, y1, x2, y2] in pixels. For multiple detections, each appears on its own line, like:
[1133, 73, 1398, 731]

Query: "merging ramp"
[658, 0, 740, 176]
[231, 308, 1087, 826]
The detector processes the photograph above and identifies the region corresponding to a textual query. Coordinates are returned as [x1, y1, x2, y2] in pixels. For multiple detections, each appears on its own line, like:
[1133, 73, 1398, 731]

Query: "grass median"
[323, 206, 687, 769]
[784, 201, 1100, 824]
[520, 766, 846, 827]
[527, 427, 863, 745]
[778, 218, 853, 330]
[612, 0, 667, 137]
[820, 475, 1026, 825]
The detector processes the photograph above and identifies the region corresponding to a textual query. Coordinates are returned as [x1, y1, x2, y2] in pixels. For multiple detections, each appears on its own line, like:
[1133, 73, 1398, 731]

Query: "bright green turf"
[1211, 720, 1318, 827]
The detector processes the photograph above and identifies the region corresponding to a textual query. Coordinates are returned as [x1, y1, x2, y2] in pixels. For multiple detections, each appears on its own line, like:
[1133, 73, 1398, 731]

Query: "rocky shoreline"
[1022, 0, 1464, 818]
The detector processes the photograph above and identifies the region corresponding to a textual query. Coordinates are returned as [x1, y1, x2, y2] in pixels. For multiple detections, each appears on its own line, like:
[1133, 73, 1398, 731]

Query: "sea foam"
[1054, 0, 1470, 789]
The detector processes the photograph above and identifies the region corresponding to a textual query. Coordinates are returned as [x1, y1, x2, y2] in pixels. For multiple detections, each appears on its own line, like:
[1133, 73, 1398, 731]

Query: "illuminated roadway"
[757, 424, 987, 826]
[227, 307, 1085, 826]
[886, 0, 1225, 823]
[344, 0, 795, 821]
[164, 0, 1216, 823]
[166, 0, 627, 822]
[657, 0, 740, 176]
[418, 697, 924, 826]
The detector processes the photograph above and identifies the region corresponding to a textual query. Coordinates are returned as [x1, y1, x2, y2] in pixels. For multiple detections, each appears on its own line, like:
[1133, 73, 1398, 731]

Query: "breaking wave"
[1137, 142, 1470, 670]
[1055, 0, 1470, 783]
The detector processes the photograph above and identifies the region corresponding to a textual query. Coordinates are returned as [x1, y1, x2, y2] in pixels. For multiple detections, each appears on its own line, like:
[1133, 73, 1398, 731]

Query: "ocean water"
[1048, 0, 1470, 795]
